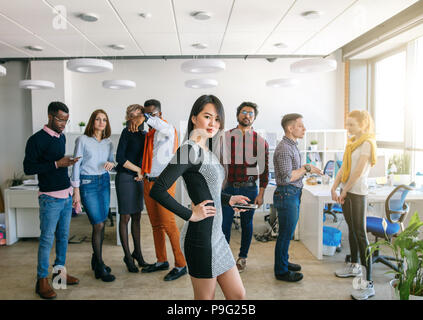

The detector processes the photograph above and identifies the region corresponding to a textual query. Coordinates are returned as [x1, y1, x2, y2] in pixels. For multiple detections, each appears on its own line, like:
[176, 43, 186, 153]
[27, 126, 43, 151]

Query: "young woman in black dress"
[150, 95, 250, 300]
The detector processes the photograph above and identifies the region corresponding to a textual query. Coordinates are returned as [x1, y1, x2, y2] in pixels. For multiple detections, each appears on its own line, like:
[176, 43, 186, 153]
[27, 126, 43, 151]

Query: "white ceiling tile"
[220, 32, 269, 55]
[226, 0, 294, 33]
[296, 0, 419, 55]
[257, 31, 310, 55]
[257, 0, 356, 55]
[110, 0, 177, 33]
[0, 0, 420, 58]
[0, 0, 102, 56]
[0, 40, 31, 58]
[179, 32, 222, 55]
[173, 0, 233, 34]
[133, 33, 181, 56]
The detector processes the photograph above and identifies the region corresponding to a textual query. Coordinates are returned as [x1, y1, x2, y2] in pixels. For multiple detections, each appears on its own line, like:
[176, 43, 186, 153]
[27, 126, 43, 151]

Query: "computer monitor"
[368, 155, 386, 178]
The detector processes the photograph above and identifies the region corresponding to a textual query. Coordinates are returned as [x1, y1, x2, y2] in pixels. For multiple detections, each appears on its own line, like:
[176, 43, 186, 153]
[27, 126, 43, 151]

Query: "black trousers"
[341, 192, 372, 281]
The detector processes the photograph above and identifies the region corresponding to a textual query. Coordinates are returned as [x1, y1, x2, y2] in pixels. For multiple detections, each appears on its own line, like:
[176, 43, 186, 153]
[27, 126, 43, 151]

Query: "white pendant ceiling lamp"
[181, 59, 225, 74]
[0, 65, 6, 76]
[67, 58, 113, 73]
[290, 58, 337, 73]
[185, 79, 218, 89]
[102, 80, 136, 90]
[266, 78, 299, 88]
[19, 80, 55, 90]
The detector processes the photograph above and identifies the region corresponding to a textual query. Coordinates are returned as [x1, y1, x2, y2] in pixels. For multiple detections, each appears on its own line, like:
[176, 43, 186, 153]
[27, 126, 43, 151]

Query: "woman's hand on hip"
[189, 200, 216, 222]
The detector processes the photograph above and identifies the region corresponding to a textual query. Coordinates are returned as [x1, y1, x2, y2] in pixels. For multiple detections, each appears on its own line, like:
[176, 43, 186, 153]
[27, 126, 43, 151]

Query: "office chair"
[366, 182, 415, 272]
[323, 160, 343, 222]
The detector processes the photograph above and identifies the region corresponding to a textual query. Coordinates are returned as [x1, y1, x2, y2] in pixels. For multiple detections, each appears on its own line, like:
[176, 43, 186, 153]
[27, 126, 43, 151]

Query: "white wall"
[30, 50, 345, 136]
[0, 61, 32, 195]
[30, 60, 67, 133]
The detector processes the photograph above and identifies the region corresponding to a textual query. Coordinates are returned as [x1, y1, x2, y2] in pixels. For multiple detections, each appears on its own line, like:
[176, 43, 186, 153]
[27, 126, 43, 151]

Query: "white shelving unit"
[298, 129, 347, 169]
[268, 129, 347, 172]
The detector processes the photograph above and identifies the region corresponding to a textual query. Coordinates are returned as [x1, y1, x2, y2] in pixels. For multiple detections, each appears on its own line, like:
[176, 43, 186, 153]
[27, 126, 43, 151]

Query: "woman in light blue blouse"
[71, 109, 116, 282]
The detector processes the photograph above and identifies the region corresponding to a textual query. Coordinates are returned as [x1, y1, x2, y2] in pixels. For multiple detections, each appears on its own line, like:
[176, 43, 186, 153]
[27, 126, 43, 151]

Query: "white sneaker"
[351, 280, 375, 300]
[335, 263, 362, 278]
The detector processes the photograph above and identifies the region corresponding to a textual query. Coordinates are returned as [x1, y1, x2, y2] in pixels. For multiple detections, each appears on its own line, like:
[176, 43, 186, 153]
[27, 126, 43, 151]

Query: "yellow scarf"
[341, 133, 377, 183]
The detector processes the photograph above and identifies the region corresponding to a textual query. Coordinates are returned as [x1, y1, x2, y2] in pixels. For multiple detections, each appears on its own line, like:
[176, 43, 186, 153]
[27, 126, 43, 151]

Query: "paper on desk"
[9, 185, 38, 190]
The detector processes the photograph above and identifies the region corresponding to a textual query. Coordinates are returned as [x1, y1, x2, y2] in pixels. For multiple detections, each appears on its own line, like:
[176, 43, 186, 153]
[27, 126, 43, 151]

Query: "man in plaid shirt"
[222, 102, 269, 273]
[273, 113, 321, 282]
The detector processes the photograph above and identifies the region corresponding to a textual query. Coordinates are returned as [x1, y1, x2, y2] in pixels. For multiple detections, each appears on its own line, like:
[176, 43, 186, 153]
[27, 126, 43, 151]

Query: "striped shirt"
[273, 136, 303, 188]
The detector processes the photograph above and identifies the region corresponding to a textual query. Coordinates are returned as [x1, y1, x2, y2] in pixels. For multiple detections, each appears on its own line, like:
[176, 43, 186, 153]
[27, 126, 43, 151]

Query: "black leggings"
[341, 192, 372, 281]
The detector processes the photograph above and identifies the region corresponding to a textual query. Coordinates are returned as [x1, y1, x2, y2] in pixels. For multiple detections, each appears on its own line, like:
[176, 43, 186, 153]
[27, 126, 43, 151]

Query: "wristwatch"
[304, 164, 311, 173]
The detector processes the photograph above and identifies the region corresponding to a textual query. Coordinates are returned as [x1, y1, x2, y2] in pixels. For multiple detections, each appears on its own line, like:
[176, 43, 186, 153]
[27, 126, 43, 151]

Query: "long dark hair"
[184, 95, 229, 187]
[185, 95, 225, 152]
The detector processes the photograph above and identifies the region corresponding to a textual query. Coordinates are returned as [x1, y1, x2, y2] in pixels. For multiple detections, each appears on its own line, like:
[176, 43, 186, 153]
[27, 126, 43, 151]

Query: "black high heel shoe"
[123, 256, 139, 273]
[94, 263, 116, 282]
[131, 251, 153, 268]
[91, 254, 111, 273]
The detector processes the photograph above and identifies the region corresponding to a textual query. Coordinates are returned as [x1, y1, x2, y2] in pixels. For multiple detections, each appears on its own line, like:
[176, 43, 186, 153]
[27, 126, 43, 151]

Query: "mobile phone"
[232, 203, 258, 210]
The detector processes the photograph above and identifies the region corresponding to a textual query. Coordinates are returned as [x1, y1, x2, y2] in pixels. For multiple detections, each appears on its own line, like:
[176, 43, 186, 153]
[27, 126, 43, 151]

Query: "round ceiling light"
[192, 43, 208, 49]
[78, 13, 99, 22]
[266, 78, 299, 88]
[185, 79, 218, 89]
[290, 58, 337, 73]
[139, 12, 152, 19]
[66, 58, 113, 73]
[181, 59, 225, 74]
[191, 11, 212, 20]
[301, 10, 323, 20]
[102, 80, 136, 90]
[109, 44, 126, 50]
[0, 65, 6, 76]
[274, 42, 288, 49]
[19, 80, 55, 90]
[25, 45, 44, 51]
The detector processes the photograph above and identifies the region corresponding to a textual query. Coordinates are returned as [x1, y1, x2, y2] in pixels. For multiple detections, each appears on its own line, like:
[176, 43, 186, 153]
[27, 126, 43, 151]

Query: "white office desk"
[263, 183, 423, 260]
[4, 184, 119, 246]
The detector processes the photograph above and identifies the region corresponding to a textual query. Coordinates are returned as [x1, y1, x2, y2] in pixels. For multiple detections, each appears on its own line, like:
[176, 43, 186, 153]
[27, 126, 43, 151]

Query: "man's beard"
[238, 118, 251, 127]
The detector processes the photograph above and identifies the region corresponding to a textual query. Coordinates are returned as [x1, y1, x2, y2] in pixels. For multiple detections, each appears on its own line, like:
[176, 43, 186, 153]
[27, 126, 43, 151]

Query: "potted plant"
[388, 153, 411, 185]
[7, 172, 25, 187]
[310, 140, 318, 151]
[367, 212, 423, 300]
[78, 121, 86, 133]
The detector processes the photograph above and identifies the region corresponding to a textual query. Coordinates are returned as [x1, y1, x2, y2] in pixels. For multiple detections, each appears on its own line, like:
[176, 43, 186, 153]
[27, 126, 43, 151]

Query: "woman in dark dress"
[150, 95, 250, 299]
[115, 104, 151, 272]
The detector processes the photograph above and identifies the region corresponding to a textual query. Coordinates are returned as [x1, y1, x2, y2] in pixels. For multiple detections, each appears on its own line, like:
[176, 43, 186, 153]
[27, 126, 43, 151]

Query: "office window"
[413, 37, 423, 150]
[373, 51, 406, 143]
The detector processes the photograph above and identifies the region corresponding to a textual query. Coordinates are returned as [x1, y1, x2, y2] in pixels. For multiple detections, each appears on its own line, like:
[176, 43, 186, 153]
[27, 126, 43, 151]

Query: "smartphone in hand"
[232, 203, 259, 210]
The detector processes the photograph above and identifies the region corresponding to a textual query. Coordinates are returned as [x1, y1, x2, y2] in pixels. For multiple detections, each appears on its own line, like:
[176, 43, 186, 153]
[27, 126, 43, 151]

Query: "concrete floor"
[0, 210, 395, 300]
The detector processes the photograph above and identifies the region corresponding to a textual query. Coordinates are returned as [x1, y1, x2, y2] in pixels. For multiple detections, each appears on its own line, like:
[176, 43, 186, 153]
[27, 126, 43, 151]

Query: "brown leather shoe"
[52, 270, 80, 285]
[35, 278, 57, 299]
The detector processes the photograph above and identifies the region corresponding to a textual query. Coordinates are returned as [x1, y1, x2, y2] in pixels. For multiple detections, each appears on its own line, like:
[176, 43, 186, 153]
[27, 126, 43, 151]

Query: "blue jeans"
[80, 173, 110, 225]
[222, 185, 258, 259]
[37, 194, 73, 279]
[273, 185, 302, 275]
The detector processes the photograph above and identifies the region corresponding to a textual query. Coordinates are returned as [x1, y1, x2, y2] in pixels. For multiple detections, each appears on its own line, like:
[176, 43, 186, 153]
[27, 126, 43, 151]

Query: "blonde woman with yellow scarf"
[331, 110, 377, 300]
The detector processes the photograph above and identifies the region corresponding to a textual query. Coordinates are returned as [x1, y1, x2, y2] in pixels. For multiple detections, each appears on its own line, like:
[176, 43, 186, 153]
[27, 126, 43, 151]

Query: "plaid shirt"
[273, 136, 303, 188]
[224, 128, 269, 188]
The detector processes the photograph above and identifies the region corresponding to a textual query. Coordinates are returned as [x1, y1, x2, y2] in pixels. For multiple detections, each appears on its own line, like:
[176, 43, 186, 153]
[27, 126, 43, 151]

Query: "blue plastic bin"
[323, 226, 342, 256]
